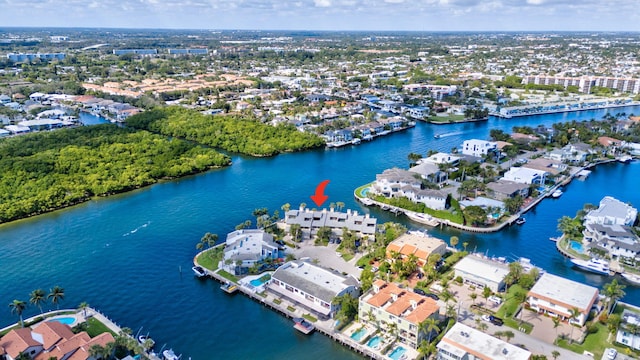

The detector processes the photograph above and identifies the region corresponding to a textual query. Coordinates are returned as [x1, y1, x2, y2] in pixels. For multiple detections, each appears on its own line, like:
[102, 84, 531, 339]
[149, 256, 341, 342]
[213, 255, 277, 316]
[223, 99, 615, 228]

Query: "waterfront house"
[485, 179, 530, 201]
[402, 187, 448, 210]
[582, 223, 640, 262]
[461, 139, 498, 158]
[453, 254, 510, 293]
[436, 322, 531, 360]
[386, 232, 447, 266]
[269, 260, 360, 320]
[409, 162, 448, 185]
[0, 94, 10, 104]
[0, 328, 44, 360]
[371, 168, 422, 197]
[420, 152, 461, 167]
[583, 196, 638, 227]
[616, 309, 640, 350]
[0, 321, 115, 360]
[502, 167, 548, 185]
[522, 158, 568, 176]
[358, 280, 439, 349]
[527, 273, 599, 326]
[284, 208, 377, 239]
[222, 229, 281, 275]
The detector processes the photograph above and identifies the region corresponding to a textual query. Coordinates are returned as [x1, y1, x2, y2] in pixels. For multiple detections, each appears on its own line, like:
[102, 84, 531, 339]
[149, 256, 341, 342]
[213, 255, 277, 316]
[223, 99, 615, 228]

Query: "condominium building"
[284, 207, 377, 238]
[359, 280, 439, 349]
[522, 75, 640, 94]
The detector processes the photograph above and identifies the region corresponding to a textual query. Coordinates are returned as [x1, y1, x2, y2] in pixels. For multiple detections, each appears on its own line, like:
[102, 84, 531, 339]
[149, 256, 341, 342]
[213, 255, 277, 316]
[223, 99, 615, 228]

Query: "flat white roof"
[454, 255, 510, 284]
[438, 323, 531, 360]
[19, 119, 63, 126]
[529, 273, 598, 311]
[272, 260, 357, 303]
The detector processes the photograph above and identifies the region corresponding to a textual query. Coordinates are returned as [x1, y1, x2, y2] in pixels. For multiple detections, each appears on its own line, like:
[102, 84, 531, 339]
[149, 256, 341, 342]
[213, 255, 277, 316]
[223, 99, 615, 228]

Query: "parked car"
[606, 348, 617, 360]
[489, 315, 504, 326]
[425, 293, 439, 301]
[413, 288, 426, 296]
[488, 295, 503, 305]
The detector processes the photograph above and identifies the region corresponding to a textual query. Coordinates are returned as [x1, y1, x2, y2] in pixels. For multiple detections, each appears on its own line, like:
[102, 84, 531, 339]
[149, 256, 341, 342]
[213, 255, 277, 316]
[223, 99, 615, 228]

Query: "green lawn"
[217, 270, 239, 283]
[354, 183, 373, 198]
[197, 246, 223, 271]
[494, 284, 533, 333]
[556, 322, 610, 359]
[428, 114, 466, 123]
[86, 317, 116, 337]
[303, 314, 318, 323]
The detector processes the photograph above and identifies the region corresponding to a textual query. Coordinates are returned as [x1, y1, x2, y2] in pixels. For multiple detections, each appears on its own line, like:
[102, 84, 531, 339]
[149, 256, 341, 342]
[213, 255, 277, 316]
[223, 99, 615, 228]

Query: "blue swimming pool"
[249, 274, 271, 287]
[570, 241, 584, 253]
[366, 335, 381, 349]
[350, 328, 367, 342]
[47, 317, 75, 325]
[388, 346, 406, 360]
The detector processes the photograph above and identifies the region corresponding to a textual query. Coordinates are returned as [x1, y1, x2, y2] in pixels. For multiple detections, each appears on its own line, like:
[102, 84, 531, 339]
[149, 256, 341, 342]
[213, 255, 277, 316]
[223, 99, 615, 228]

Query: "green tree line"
[0, 124, 230, 223]
[125, 107, 326, 156]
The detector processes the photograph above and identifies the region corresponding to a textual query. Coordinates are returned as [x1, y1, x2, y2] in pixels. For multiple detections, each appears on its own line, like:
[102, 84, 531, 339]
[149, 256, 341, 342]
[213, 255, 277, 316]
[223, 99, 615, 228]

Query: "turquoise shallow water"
[1, 106, 639, 359]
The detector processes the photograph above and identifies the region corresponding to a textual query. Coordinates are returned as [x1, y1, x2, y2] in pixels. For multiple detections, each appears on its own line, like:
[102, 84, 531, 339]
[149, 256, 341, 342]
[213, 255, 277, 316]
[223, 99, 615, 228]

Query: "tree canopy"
[0, 124, 230, 222]
[126, 107, 326, 156]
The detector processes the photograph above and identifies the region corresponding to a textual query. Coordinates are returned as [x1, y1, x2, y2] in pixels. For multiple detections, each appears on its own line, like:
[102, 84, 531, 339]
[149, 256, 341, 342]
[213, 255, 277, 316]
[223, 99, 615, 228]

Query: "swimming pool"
[366, 335, 381, 349]
[388, 346, 406, 360]
[350, 328, 367, 342]
[48, 317, 75, 325]
[570, 241, 584, 253]
[249, 274, 271, 287]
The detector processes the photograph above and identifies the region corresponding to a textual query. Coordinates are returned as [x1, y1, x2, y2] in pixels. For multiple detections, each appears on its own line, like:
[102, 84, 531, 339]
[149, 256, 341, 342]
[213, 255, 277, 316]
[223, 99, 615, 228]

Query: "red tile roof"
[0, 328, 42, 359]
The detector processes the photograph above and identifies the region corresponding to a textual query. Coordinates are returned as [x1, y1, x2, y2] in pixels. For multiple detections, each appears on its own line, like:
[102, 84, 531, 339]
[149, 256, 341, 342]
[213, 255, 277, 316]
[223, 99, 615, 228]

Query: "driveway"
[290, 239, 363, 277]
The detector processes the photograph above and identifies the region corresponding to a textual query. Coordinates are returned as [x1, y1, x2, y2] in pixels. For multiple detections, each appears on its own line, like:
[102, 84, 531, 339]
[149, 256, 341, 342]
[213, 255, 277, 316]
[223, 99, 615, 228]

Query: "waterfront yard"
[197, 246, 223, 271]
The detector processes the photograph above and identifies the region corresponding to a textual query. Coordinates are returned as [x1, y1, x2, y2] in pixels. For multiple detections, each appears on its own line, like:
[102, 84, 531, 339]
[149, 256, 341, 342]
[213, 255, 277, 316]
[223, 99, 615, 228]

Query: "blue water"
[350, 328, 367, 342]
[366, 336, 381, 348]
[1, 105, 639, 360]
[48, 317, 75, 325]
[78, 112, 110, 125]
[570, 241, 584, 253]
[250, 276, 269, 287]
[388, 346, 406, 360]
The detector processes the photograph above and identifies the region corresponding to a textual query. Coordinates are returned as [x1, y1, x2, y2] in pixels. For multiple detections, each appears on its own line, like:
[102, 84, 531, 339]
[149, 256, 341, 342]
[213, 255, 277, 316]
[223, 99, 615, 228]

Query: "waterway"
[1, 106, 639, 359]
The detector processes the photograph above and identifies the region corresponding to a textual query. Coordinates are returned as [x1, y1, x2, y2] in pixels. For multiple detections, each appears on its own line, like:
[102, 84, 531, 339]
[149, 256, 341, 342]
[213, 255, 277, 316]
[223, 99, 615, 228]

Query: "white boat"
[351, 138, 362, 145]
[618, 155, 633, 163]
[570, 258, 610, 276]
[621, 272, 640, 286]
[551, 189, 563, 198]
[138, 335, 155, 349]
[515, 217, 526, 225]
[405, 212, 439, 226]
[163, 349, 180, 360]
[192, 266, 207, 278]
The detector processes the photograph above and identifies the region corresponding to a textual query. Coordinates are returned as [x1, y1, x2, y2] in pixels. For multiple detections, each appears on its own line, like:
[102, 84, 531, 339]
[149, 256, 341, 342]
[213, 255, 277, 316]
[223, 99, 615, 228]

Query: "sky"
[0, 0, 639, 32]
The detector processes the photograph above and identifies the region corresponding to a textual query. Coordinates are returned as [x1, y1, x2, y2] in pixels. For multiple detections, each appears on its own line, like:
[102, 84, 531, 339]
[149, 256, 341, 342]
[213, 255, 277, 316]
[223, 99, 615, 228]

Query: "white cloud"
[314, 0, 331, 7]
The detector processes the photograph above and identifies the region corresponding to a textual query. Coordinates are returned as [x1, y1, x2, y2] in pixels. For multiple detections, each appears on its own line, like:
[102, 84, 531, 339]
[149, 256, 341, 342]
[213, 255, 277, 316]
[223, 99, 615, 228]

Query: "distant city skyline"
[0, 0, 639, 32]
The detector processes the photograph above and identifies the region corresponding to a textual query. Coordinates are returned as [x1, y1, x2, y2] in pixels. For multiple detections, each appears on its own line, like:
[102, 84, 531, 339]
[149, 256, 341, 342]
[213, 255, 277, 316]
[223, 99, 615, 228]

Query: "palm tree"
[552, 350, 561, 360]
[9, 300, 27, 327]
[552, 316, 561, 341]
[568, 307, 582, 343]
[336, 202, 345, 211]
[88, 344, 106, 360]
[469, 293, 477, 306]
[420, 317, 440, 343]
[281, 203, 291, 213]
[449, 236, 459, 249]
[503, 330, 514, 343]
[48, 286, 65, 310]
[462, 242, 469, 252]
[78, 302, 89, 317]
[29, 289, 46, 314]
[602, 279, 626, 314]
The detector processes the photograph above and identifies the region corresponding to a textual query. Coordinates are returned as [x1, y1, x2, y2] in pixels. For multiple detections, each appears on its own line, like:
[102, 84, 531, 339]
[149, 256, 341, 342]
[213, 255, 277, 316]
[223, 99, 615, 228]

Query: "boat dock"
[193, 253, 391, 359]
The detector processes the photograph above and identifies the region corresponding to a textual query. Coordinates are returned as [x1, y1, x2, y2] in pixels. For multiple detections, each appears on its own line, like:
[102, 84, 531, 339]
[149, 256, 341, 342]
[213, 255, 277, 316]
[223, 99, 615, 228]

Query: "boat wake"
[435, 131, 464, 138]
[123, 221, 151, 237]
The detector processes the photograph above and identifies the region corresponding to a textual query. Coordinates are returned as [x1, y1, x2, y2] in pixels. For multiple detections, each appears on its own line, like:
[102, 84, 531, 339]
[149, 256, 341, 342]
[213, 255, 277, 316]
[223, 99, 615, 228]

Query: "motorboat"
[515, 217, 526, 225]
[621, 272, 640, 286]
[570, 258, 610, 276]
[618, 155, 633, 163]
[433, 134, 441, 139]
[138, 335, 155, 349]
[293, 317, 315, 334]
[551, 189, 563, 198]
[220, 281, 238, 294]
[192, 265, 207, 278]
[163, 349, 180, 360]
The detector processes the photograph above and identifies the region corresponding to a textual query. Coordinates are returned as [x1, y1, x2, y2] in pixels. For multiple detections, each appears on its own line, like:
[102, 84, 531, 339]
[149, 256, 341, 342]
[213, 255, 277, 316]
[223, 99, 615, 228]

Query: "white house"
[502, 167, 548, 185]
[583, 196, 638, 226]
[222, 229, 281, 275]
[269, 260, 360, 319]
[437, 323, 531, 360]
[527, 273, 599, 326]
[453, 254, 510, 292]
[616, 309, 640, 350]
[461, 139, 497, 157]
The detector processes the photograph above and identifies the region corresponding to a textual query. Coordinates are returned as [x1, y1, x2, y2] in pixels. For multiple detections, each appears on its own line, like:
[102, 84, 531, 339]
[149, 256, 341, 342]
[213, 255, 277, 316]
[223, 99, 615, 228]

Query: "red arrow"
[310, 180, 330, 207]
